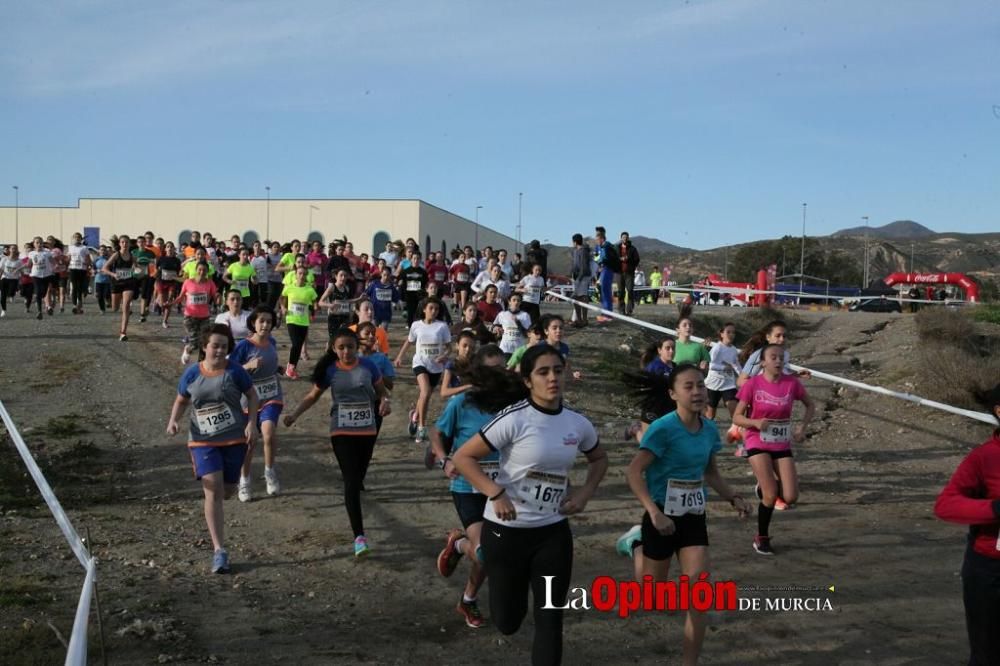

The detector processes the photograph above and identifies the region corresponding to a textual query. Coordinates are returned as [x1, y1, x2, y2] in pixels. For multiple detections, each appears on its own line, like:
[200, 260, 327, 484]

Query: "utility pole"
[862, 215, 869, 287]
[799, 203, 806, 297]
[475, 205, 483, 251]
[12, 185, 18, 247]
[910, 243, 914, 273]
[724, 244, 728, 281]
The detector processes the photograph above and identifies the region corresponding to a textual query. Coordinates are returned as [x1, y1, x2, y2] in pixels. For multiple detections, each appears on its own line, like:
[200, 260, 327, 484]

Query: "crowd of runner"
[4, 226, 996, 665]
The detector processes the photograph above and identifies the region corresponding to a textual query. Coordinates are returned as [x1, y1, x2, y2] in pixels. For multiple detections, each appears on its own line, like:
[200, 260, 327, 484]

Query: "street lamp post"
[475, 205, 483, 251]
[12, 186, 18, 247]
[265, 186, 271, 242]
[517, 192, 523, 254]
[799, 203, 806, 297]
[910, 243, 915, 273]
[862, 215, 870, 287]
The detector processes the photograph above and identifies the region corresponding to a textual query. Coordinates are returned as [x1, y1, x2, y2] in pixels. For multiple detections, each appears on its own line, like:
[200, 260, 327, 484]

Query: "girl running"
[934, 383, 1000, 665]
[166, 323, 259, 574]
[319, 269, 359, 338]
[349, 300, 389, 354]
[102, 235, 139, 341]
[93, 246, 111, 314]
[28, 237, 55, 320]
[515, 263, 546, 324]
[492, 292, 532, 357]
[156, 242, 182, 329]
[737, 319, 809, 386]
[641, 338, 676, 377]
[624, 363, 751, 666]
[1, 245, 26, 317]
[171, 261, 218, 364]
[357, 321, 395, 392]
[704, 322, 740, 422]
[452, 344, 608, 666]
[672, 305, 709, 370]
[283, 328, 391, 557]
[215, 290, 251, 340]
[66, 233, 92, 315]
[364, 266, 399, 330]
[279, 265, 319, 380]
[223, 247, 256, 310]
[452, 302, 495, 345]
[431, 344, 508, 629]
[440, 330, 478, 400]
[394, 297, 451, 444]
[231, 306, 284, 502]
[732, 344, 815, 553]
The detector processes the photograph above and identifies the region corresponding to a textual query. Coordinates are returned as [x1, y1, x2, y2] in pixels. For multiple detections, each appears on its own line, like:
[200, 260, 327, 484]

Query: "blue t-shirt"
[365, 280, 399, 320]
[435, 393, 498, 494]
[94, 257, 110, 284]
[639, 411, 721, 506]
[365, 351, 395, 380]
[644, 358, 674, 377]
[545, 341, 570, 357]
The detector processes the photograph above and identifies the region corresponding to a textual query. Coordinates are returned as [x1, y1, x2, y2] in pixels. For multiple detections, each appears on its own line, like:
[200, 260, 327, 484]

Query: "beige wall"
[0, 198, 514, 257]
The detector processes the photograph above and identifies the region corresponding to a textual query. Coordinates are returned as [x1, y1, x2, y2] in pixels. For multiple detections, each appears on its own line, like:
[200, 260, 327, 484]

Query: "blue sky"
[1, 0, 997, 250]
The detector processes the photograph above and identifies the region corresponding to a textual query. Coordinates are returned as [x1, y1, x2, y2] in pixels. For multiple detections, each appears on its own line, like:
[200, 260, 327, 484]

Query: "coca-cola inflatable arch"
[882, 272, 979, 303]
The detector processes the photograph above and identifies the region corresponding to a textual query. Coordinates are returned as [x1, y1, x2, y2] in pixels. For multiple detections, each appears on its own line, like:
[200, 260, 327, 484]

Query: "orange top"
[349, 323, 389, 354]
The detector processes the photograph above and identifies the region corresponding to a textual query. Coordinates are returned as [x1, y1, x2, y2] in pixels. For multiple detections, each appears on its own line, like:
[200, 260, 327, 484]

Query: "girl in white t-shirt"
[516, 263, 546, 324]
[704, 322, 741, 421]
[492, 293, 532, 355]
[394, 297, 451, 443]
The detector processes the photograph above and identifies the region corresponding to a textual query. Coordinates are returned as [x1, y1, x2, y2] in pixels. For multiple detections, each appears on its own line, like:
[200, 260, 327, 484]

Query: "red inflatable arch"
[882, 272, 979, 303]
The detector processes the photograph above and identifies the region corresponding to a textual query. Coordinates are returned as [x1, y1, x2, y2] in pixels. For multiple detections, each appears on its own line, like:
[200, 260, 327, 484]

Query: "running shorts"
[189, 444, 248, 483]
[452, 492, 488, 529]
[640, 507, 709, 561]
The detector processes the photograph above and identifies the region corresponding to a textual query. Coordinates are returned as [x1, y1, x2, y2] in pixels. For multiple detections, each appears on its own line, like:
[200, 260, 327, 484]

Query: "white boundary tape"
[546, 290, 998, 426]
[0, 399, 95, 666]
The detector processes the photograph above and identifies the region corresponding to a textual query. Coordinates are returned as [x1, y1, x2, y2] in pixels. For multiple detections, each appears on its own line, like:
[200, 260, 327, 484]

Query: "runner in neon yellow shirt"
[224, 248, 257, 301]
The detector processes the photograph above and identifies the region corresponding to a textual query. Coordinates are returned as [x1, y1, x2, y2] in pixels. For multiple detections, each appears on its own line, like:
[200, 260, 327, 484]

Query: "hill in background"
[832, 220, 936, 239]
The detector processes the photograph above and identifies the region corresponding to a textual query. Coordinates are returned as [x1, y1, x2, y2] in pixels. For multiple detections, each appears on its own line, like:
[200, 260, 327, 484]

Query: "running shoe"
[0, 309, 5, 318]
[595, 315, 613, 323]
[424, 445, 437, 470]
[437, 529, 464, 577]
[285, 364, 300, 380]
[212, 549, 231, 574]
[181, 349, 191, 364]
[774, 498, 790, 511]
[416, 426, 428, 444]
[456, 598, 485, 629]
[119, 334, 128, 342]
[162, 321, 169, 330]
[264, 468, 281, 496]
[407, 408, 418, 437]
[752, 535, 774, 556]
[354, 535, 370, 558]
[238, 477, 252, 502]
[47, 307, 54, 316]
[140, 313, 147, 323]
[36, 311, 43, 320]
[615, 524, 643, 559]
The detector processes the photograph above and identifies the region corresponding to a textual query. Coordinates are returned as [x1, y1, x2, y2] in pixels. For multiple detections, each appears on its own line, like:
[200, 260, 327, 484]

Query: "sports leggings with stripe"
[481, 518, 573, 666]
[330, 435, 376, 538]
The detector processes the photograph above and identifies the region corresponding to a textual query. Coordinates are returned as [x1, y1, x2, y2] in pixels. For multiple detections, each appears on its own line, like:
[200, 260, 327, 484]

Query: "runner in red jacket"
[934, 383, 1000, 666]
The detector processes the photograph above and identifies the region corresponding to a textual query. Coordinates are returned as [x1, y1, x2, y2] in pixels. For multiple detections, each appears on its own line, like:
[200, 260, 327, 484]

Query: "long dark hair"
[974, 383, 1000, 435]
[311, 327, 360, 384]
[640, 338, 674, 367]
[464, 345, 518, 413]
[739, 319, 787, 365]
[247, 305, 276, 335]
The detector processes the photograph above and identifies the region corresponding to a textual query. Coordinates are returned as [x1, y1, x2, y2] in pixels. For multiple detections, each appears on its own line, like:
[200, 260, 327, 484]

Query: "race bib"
[69, 256, 84, 270]
[160, 270, 178, 282]
[115, 267, 134, 280]
[331, 300, 351, 315]
[478, 461, 501, 487]
[515, 471, 568, 513]
[434, 270, 447, 283]
[760, 420, 791, 444]
[406, 279, 422, 292]
[455, 273, 469, 283]
[310, 266, 322, 275]
[195, 403, 236, 435]
[289, 302, 307, 317]
[338, 402, 374, 428]
[417, 343, 442, 359]
[375, 288, 392, 302]
[525, 286, 542, 304]
[253, 377, 279, 401]
[234, 279, 249, 292]
[189, 292, 209, 306]
[502, 326, 520, 342]
[664, 478, 705, 516]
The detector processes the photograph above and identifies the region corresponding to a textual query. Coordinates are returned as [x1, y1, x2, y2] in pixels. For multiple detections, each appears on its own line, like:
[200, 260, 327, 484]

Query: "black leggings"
[69, 270, 89, 308]
[330, 435, 376, 538]
[287, 323, 308, 366]
[963, 549, 1000, 665]
[95, 283, 111, 312]
[20, 281, 33, 307]
[31, 276, 51, 312]
[0, 278, 18, 311]
[481, 519, 573, 666]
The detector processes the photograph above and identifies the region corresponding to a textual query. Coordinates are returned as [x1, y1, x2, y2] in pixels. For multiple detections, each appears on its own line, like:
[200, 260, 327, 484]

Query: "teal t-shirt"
[435, 393, 498, 494]
[639, 411, 721, 506]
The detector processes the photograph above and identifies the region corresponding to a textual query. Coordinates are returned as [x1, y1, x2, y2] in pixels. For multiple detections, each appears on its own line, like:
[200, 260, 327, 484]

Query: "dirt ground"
[0, 299, 993, 665]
